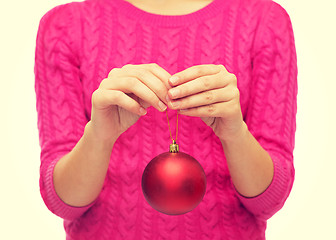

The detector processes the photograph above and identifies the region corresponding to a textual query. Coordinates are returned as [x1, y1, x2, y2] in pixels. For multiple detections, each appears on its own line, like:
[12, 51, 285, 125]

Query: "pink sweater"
[34, 0, 297, 239]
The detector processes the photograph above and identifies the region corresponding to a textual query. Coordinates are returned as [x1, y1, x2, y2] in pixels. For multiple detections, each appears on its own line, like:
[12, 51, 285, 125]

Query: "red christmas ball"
[142, 150, 206, 215]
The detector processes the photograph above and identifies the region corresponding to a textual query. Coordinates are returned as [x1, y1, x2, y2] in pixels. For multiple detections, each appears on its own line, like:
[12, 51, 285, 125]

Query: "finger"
[178, 99, 240, 118]
[168, 64, 225, 86]
[144, 63, 172, 90]
[178, 102, 222, 117]
[167, 72, 228, 100]
[138, 98, 151, 109]
[92, 89, 147, 116]
[123, 64, 170, 104]
[106, 76, 167, 112]
[168, 87, 238, 110]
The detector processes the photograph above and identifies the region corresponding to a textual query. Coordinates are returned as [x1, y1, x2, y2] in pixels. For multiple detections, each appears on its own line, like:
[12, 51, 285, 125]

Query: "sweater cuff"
[236, 151, 293, 220]
[42, 156, 96, 220]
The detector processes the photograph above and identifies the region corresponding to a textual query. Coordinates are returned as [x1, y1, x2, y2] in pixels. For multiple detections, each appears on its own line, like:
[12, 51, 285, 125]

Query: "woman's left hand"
[167, 64, 246, 142]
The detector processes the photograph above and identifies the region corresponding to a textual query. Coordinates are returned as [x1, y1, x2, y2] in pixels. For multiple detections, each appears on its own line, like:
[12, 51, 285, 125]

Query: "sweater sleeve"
[236, 2, 298, 220]
[34, 3, 93, 220]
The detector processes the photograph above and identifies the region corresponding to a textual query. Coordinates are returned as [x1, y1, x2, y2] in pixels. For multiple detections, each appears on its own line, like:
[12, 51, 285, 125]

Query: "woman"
[35, 0, 297, 239]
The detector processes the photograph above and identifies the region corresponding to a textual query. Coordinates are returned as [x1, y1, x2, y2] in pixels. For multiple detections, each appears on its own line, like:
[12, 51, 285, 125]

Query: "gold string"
[166, 110, 178, 142]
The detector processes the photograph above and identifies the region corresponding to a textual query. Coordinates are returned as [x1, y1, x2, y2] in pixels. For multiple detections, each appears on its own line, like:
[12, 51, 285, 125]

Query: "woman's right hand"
[89, 63, 171, 145]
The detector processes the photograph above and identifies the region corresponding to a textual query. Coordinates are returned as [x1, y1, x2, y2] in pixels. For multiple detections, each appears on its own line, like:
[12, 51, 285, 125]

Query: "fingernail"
[170, 100, 180, 108]
[158, 101, 167, 111]
[166, 95, 171, 103]
[139, 107, 147, 115]
[169, 88, 180, 99]
[169, 76, 179, 85]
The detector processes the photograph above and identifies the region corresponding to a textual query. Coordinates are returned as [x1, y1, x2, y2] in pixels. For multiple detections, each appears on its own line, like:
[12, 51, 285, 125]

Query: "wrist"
[219, 121, 249, 147]
[84, 121, 117, 151]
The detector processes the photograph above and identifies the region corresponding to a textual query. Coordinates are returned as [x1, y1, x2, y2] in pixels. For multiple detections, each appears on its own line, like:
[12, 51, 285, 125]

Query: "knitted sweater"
[34, 0, 297, 239]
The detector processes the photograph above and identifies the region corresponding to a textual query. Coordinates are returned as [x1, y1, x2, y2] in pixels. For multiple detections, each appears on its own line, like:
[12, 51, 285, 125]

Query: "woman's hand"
[166, 64, 245, 142]
[90, 63, 171, 144]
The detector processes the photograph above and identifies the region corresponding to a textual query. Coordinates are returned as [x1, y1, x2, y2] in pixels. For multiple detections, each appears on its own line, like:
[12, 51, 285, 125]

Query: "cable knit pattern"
[34, 0, 297, 239]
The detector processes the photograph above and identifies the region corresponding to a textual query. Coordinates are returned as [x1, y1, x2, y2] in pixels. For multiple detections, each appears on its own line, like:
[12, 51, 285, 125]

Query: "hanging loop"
[166, 110, 179, 153]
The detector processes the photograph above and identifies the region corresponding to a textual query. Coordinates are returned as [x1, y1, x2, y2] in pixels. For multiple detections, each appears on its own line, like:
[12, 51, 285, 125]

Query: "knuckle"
[121, 64, 133, 70]
[126, 77, 138, 87]
[211, 65, 219, 72]
[207, 104, 216, 115]
[201, 76, 211, 89]
[111, 90, 122, 103]
[148, 63, 159, 69]
[135, 68, 150, 80]
[217, 64, 227, 73]
[204, 91, 214, 103]
[91, 89, 99, 101]
[233, 87, 240, 98]
[218, 64, 225, 70]
[229, 73, 237, 84]
[91, 89, 102, 105]
[195, 67, 205, 76]
[107, 68, 120, 78]
[99, 78, 108, 88]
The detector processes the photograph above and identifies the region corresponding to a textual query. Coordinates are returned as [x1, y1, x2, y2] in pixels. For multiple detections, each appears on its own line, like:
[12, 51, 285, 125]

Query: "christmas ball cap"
[169, 140, 179, 153]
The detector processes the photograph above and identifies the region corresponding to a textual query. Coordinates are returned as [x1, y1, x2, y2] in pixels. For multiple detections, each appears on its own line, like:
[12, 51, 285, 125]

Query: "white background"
[1, 0, 335, 239]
